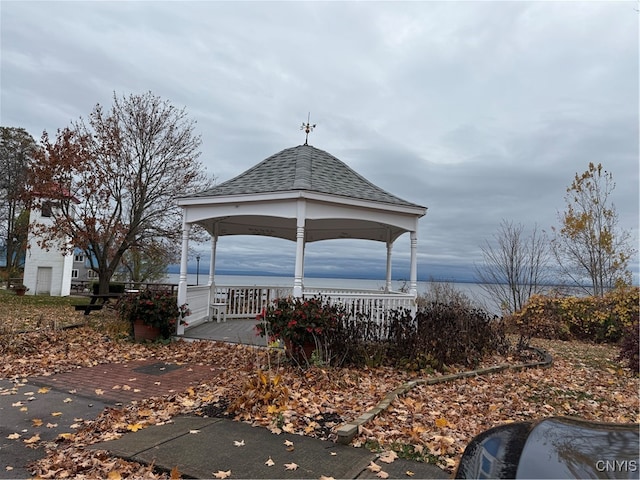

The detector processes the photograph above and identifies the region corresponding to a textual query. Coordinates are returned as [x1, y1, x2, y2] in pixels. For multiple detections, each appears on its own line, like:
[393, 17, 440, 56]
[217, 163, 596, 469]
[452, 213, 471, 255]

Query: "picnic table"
[74, 293, 124, 315]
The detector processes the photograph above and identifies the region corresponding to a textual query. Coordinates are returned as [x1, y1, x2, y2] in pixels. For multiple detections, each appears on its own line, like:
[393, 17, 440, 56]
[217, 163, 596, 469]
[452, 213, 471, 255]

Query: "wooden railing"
[71, 280, 179, 295]
[304, 288, 416, 322]
[183, 284, 415, 330]
[220, 286, 292, 318]
[183, 285, 211, 328]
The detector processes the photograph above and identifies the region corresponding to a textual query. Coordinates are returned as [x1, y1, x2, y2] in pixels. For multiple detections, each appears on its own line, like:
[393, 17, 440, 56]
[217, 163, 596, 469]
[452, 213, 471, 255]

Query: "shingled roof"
[191, 144, 423, 209]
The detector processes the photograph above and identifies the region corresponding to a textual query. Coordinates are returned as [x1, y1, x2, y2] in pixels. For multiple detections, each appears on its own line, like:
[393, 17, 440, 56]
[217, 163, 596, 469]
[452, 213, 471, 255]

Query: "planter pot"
[133, 320, 162, 342]
[284, 339, 316, 363]
[15, 289, 26, 296]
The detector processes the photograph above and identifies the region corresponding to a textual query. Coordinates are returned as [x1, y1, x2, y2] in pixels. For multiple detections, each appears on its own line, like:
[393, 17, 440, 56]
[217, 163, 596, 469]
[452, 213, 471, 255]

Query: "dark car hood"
[456, 417, 639, 479]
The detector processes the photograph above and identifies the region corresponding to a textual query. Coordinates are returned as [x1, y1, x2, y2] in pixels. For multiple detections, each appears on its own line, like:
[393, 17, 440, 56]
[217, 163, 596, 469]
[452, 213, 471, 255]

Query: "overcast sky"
[2, 1, 638, 284]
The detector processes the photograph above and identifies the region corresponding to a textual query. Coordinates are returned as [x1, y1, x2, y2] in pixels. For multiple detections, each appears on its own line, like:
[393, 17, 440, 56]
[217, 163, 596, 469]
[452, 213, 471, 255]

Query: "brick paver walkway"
[29, 359, 220, 404]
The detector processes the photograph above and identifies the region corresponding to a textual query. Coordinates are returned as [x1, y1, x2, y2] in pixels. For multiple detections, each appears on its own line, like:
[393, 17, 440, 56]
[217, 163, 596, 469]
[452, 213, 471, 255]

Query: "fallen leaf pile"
[1, 318, 637, 477]
[0, 296, 82, 334]
[353, 339, 639, 471]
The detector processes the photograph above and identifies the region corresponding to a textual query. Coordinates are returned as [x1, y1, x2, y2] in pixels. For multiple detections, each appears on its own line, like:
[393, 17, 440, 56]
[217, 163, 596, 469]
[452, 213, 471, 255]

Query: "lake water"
[163, 273, 500, 313]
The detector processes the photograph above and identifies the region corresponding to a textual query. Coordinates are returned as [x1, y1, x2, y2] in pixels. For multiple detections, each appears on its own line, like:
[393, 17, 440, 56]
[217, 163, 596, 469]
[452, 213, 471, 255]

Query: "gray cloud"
[2, 1, 637, 283]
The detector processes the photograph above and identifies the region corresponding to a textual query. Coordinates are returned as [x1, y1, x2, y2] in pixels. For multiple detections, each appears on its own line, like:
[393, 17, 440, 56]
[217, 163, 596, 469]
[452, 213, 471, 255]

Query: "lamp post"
[196, 255, 200, 286]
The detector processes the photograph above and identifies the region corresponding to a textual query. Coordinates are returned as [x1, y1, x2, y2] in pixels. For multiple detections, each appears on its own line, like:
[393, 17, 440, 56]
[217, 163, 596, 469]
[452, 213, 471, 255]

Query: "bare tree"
[0, 127, 36, 284]
[27, 92, 214, 294]
[476, 220, 551, 315]
[116, 239, 177, 284]
[551, 162, 635, 296]
[418, 280, 476, 309]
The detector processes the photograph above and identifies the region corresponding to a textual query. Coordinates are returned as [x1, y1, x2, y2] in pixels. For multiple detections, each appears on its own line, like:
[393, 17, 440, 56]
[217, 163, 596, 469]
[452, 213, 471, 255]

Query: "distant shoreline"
[163, 267, 610, 288]
[165, 265, 482, 284]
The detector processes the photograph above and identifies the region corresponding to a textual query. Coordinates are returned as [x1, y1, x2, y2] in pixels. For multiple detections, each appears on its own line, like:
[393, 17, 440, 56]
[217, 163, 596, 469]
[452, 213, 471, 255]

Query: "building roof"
[190, 144, 424, 209]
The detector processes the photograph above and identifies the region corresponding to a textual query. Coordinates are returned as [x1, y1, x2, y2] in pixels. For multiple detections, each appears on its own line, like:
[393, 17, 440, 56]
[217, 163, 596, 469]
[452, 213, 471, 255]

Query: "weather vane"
[300, 113, 316, 145]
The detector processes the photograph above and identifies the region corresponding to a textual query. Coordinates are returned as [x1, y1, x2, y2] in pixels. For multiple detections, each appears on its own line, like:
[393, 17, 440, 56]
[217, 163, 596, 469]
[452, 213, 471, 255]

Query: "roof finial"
[300, 112, 316, 145]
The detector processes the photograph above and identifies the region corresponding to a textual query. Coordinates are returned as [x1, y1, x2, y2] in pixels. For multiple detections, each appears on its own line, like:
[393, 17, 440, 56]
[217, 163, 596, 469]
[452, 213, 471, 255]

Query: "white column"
[385, 240, 393, 293]
[293, 199, 306, 298]
[209, 223, 218, 287]
[177, 221, 191, 335]
[409, 230, 418, 298]
[206, 224, 219, 323]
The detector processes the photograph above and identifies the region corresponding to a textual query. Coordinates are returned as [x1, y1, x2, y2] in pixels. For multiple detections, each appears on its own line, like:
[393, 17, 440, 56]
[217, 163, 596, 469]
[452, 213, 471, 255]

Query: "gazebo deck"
[183, 318, 267, 345]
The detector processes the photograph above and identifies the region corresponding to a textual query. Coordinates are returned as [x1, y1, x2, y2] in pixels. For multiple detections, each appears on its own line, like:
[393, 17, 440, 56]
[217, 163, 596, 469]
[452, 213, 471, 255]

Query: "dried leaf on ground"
[23, 433, 40, 444]
[2, 322, 637, 478]
[379, 451, 398, 464]
[107, 471, 122, 480]
[126, 423, 144, 432]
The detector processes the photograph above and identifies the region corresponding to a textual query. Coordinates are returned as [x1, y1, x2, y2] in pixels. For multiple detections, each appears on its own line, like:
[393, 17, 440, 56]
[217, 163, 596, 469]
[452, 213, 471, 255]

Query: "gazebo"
[175, 142, 427, 333]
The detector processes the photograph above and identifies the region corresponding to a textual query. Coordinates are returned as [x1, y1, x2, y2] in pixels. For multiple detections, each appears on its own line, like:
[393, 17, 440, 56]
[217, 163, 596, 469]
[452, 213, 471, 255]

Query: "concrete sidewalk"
[1, 357, 449, 479]
[91, 416, 449, 479]
[0, 378, 109, 479]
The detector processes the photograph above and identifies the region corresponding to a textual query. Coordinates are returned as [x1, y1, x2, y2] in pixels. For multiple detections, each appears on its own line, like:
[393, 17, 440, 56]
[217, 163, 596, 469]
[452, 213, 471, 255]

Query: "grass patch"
[0, 288, 84, 307]
[532, 338, 621, 371]
[525, 386, 600, 405]
[364, 439, 439, 465]
[0, 289, 91, 333]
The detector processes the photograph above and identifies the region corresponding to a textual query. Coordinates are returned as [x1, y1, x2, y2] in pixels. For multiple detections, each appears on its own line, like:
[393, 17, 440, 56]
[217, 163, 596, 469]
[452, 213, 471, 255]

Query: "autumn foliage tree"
[27, 92, 213, 294]
[551, 163, 635, 296]
[0, 127, 36, 284]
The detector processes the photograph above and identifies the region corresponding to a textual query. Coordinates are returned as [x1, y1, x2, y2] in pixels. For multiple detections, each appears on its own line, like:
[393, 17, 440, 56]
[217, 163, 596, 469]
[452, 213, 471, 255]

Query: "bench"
[210, 294, 228, 323]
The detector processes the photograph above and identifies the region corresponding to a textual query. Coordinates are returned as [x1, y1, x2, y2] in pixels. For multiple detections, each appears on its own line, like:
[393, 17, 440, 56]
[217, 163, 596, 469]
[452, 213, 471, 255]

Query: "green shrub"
[401, 303, 509, 370]
[617, 316, 639, 373]
[118, 290, 181, 339]
[256, 296, 346, 362]
[326, 312, 391, 367]
[327, 303, 508, 371]
[509, 286, 639, 344]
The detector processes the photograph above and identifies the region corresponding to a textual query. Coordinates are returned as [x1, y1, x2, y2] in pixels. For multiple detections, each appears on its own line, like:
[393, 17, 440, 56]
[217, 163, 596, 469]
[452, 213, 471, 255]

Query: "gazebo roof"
[178, 144, 426, 244]
[191, 144, 423, 209]
[176, 142, 426, 305]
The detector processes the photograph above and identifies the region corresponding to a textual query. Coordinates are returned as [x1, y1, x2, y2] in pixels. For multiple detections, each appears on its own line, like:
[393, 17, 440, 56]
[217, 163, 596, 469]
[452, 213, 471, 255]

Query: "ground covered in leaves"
[1, 307, 638, 478]
[0, 291, 87, 334]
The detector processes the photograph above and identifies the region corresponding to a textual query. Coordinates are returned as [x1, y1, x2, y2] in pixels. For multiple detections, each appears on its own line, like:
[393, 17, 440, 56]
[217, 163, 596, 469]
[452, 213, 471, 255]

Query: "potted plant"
[119, 290, 184, 341]
[13, 284, 29, 296]
[255, 296, 345, 362]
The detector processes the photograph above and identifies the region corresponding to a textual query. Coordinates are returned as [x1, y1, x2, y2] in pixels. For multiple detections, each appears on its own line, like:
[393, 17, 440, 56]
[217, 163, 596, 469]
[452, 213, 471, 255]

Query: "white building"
[23, 200, 74, 296]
